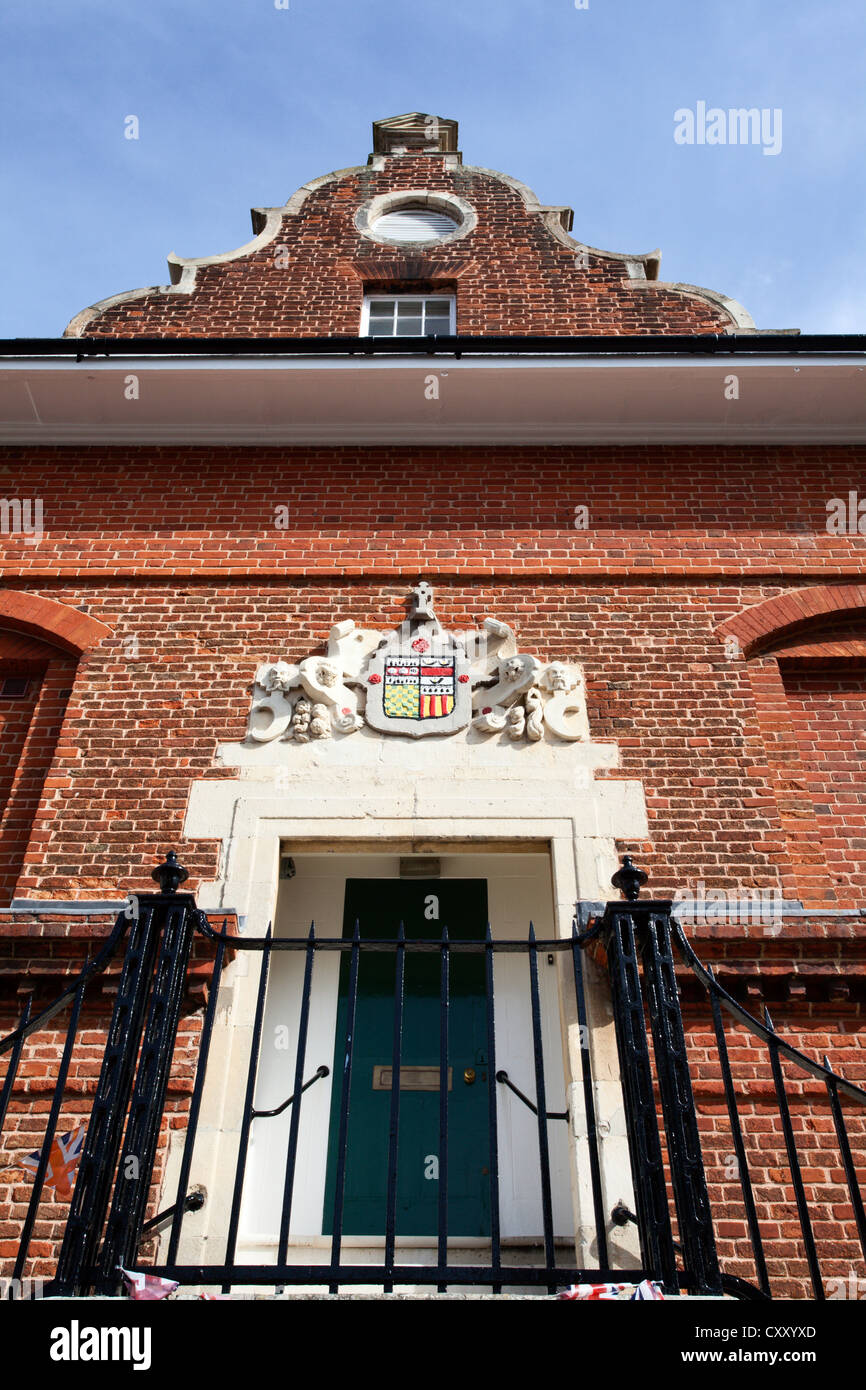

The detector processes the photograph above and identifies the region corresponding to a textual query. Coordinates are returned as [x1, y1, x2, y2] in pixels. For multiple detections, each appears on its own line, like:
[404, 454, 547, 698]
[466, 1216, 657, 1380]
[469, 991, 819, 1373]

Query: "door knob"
[463, 1067, 476, 1085]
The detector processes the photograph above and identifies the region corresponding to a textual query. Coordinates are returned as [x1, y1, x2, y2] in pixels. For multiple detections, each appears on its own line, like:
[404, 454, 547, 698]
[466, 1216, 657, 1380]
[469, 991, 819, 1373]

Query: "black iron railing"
[148, 916, 621, 1296]
[0, 854, 202, 1297]
[589, 858, 866, 1300]
[1, 851, 865, 1299]
[673, 920, 866, 1299]
[0, 908, 130, 1292]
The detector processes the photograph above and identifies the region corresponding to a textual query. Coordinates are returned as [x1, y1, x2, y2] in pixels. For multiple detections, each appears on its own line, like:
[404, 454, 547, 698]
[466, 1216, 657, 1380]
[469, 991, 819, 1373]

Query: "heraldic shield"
[365, 636, 472, 738]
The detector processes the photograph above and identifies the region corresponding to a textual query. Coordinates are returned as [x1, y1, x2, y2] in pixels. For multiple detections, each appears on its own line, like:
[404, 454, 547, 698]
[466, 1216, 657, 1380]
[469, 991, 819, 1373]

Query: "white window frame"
[361, 294, 456, 338]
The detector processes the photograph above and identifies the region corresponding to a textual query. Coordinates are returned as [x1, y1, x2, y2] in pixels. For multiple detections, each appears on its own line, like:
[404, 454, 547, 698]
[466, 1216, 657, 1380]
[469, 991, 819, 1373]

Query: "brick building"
[0, 112, 864, 1300]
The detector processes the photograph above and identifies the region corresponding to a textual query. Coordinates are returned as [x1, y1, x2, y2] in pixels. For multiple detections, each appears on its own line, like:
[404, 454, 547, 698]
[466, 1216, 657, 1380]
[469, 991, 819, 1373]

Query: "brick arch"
[717, 584, 866, 658]
[0, 591, 111, 655]
[718, 583, 866, 909]
[0, 598, 109, 904]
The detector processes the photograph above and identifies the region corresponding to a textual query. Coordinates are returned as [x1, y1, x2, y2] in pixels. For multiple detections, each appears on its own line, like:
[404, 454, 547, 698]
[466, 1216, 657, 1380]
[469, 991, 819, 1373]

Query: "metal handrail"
[495, 1070, 568, 1121]
[251, 1066, 329, 1119]
[672, 920, 866, 1106]
[610, 1203, 770, 1302]
[192, 913, 579, 953]
[139, 1191, 205, 1238]
[0, 908, 130, 1054]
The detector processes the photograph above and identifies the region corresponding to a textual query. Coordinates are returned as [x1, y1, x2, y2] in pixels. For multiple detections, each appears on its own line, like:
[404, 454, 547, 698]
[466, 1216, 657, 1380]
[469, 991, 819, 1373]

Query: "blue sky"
[1, 0, 864, 337]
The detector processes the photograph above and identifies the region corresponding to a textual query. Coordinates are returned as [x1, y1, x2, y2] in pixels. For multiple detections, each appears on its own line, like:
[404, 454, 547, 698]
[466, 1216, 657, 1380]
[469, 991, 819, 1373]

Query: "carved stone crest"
[245, 582, 590, 745]
[363, 582, 472, 738]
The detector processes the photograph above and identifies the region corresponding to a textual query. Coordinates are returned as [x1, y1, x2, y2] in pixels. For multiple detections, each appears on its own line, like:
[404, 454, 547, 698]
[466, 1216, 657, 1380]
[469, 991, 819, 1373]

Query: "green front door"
[322, 878, 490, 1237]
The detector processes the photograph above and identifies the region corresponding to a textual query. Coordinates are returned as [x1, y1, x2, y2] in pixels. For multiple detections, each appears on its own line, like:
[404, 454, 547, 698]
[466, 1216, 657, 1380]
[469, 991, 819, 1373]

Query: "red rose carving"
[368, 674, 382, 684]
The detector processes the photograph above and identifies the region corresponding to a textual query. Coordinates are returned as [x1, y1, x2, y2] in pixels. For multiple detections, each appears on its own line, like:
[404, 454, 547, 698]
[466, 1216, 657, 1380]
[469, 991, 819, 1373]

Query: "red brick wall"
[0, 573, 851, 903]
[72, 154, 739, 338]
[1, 444, 863, 581]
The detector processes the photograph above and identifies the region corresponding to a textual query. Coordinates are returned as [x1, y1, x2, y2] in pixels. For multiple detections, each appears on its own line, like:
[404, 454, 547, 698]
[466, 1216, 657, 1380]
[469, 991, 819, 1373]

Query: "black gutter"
[0, 333, 865, 359]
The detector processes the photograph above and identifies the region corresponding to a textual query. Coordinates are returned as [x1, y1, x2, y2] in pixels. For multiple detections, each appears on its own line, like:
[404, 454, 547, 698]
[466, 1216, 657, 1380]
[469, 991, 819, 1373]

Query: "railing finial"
[151, 850, 189, 894]
[611, 855, 648, 902]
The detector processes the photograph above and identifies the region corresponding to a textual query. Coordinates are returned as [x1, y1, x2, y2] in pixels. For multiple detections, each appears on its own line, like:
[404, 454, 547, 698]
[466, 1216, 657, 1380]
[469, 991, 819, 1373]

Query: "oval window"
[370, 205, 459, 243]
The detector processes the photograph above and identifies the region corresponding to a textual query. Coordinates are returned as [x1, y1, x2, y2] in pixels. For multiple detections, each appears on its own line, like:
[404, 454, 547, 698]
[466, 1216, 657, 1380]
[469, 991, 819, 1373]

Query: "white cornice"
[2, 354, 863, 445]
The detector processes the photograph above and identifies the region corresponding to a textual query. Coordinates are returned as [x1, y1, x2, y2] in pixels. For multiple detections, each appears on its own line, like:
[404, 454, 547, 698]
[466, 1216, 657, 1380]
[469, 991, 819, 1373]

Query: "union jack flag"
[558, 1279, 664, 1301]
[120, 1267, 179, 1301]
[19, 1125, 85, 1198]
[631, 1279, 664, 1300]
[558, 1281, 625, 1300]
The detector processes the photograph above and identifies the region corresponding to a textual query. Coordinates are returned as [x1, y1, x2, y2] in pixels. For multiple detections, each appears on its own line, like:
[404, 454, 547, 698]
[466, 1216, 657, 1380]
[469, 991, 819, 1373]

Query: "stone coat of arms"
[362, 582, 471, 737]
[245, 583, 589, 746]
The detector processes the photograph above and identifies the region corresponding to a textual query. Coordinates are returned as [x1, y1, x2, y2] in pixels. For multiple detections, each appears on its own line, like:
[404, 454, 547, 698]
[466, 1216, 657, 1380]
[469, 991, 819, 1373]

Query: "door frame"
[161, 819, 645, 1272]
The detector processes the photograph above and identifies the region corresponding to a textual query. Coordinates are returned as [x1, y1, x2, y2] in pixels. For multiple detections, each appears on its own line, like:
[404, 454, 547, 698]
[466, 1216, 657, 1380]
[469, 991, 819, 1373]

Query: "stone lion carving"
[473, 653, 541, 715]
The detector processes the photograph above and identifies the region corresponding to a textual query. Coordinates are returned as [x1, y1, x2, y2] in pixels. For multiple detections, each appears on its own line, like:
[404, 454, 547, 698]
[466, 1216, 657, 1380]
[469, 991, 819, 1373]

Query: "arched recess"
[0, 591, 111, 656]
[717, 583, 866, 659]
[0, 592, 111, 903]
[717, 585, 866, 909]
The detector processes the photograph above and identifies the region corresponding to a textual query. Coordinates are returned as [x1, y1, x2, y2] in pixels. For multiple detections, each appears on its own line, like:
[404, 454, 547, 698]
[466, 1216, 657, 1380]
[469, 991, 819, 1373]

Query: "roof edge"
[13, 332, 859, 357]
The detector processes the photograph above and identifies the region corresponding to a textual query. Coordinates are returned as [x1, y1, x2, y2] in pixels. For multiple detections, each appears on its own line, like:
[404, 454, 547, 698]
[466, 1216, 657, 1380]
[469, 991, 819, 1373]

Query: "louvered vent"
[371, 206, 458, 242]
[0, 677, 30, 699]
